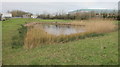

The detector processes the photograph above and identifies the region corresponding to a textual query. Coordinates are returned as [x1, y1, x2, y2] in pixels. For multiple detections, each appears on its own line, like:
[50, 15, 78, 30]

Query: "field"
[2, 18, 118, 65]
[0, 21, 2, 66]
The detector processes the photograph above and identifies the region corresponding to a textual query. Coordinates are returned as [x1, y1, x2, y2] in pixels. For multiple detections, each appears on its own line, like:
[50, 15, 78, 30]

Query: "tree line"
[7, 10, 32, 17]
[8, 10, 118, 20]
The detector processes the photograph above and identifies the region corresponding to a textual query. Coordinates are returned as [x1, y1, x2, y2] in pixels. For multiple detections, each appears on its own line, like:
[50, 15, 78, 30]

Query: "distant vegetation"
[37, 12, 118, 20]
[8, 10, 32, 17]
[5, 9, 118, 20]
[37, 9, 118, 20]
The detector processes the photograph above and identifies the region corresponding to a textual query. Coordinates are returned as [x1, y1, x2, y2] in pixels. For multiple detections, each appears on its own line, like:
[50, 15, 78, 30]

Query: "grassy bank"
[0, 21, 2, 66]
[2, 18, 118, 65]
[3, 31, 118, 65]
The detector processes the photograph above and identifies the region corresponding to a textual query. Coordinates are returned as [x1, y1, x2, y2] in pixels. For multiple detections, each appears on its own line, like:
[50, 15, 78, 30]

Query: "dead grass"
[85, 22, 116, 33]
[24, 28, 55, 49]
[70, 19, 117, 33]
[24, 28, 89, 49]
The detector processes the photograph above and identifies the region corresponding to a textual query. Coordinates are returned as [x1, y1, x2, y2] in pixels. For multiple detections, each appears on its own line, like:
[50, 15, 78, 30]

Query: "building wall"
[2, 13, 12, 18]
[22, 14, 31, 18]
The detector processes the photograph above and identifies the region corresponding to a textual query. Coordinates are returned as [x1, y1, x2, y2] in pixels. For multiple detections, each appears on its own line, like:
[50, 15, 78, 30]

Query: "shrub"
[11, 25, 27, 48]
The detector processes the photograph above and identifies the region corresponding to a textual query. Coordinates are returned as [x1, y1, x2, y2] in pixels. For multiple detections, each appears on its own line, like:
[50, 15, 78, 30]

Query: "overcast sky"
[1, 0, 119, 14]
[1, 0, 119, 2]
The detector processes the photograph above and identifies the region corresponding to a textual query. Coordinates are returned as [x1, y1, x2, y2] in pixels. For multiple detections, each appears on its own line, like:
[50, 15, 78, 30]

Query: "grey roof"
[69, 9, 118, 14]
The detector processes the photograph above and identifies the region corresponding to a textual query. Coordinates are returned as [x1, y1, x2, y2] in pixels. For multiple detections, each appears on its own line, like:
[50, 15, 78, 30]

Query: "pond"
[33, 24, 86, 36]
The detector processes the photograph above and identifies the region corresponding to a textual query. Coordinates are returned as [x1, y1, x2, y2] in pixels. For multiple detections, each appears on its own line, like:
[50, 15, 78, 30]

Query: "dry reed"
[70, 19, 117, 33]
[24, 28, 55, 49]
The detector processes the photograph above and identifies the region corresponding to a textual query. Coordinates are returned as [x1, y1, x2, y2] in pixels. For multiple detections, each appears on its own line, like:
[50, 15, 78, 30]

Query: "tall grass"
[24, 19, 117, 49]
[70, 19, 117, 33]
[24, 29, 55, 49]
[85, 22, 116, 33]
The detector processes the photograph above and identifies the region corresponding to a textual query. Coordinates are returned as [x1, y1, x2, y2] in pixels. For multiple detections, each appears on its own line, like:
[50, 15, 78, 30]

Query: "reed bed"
[70, 19, 117, 33]
[24, 28, 91, 49]
[24, 19, 117, 49]
[24, 29, 55, 49]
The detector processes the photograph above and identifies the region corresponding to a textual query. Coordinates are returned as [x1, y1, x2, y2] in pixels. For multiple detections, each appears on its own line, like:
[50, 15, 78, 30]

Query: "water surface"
[34, 24, 85, 35]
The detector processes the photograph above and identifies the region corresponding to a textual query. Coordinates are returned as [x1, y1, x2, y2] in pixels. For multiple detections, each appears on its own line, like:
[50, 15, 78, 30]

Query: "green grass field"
[0, 21, 2, 66]
[2, 18, 118, 65]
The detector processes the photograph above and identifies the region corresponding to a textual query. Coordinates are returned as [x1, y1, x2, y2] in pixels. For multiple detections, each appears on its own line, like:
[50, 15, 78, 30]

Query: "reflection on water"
[34, 24, 85, 35]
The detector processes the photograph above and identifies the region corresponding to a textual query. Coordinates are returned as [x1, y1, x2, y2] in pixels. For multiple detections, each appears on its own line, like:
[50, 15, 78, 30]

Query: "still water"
[33, 24, 85, 35]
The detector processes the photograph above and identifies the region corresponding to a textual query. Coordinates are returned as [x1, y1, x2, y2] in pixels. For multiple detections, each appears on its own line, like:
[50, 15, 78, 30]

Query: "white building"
[2, 13, 12, 18]
[31, 15, 38, 18]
